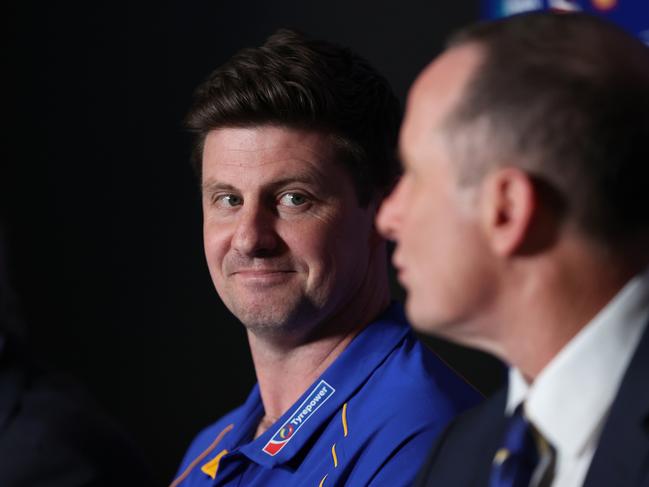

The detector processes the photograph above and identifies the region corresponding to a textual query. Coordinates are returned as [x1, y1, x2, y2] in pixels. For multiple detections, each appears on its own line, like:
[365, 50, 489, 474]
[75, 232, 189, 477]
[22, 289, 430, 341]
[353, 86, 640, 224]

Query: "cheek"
[203, 220, 230, 273]
[285, 220, 340, 270]
[436, 223, 492, 311]
[282, 212, 369, 283]
[400, 192, 442, 257]
[405, 192, 484, 287]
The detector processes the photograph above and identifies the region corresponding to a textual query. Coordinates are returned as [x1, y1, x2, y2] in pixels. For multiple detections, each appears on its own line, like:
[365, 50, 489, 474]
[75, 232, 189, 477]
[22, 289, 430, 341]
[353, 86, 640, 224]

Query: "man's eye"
[279, 192, 308, 207]
[214, 194, 243, 207]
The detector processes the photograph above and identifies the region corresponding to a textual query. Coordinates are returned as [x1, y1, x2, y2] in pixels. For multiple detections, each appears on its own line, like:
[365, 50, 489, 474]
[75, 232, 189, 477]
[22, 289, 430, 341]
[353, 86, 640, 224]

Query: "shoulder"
[363, 330, 483, 426]
[336, 331, 485, 484]
[434, 385, 505, 448]
[331, 334, 485, 487]
[176, 405, 243, 473]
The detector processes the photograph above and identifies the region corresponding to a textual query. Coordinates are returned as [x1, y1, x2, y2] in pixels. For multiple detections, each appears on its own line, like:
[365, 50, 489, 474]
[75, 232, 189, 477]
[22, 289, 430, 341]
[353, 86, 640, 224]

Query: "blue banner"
[482, 0, 649, 44]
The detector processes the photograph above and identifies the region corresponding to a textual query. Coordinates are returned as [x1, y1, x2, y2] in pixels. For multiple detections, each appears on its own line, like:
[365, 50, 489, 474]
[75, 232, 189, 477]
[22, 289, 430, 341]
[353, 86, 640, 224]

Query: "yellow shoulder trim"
[169, 423, 234, 487]
[201, 449, 228, 479]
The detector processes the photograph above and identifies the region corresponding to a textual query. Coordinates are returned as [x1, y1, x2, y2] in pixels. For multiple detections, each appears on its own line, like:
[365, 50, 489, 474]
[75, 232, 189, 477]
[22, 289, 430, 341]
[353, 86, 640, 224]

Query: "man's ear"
[480, 167, 536, 257]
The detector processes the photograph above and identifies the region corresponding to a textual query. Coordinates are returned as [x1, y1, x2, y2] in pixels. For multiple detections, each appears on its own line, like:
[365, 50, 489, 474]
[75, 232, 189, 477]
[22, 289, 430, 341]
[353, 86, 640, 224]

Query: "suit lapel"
[414, 387, 508, 487]
[468, 390, 509, 486]
[583, 319, 649, 487]
[422, 387, 509, 487]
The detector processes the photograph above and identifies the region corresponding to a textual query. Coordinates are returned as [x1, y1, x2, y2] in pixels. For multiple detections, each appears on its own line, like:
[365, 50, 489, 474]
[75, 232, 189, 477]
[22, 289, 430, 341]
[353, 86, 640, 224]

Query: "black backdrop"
[5, 1, 502, 484]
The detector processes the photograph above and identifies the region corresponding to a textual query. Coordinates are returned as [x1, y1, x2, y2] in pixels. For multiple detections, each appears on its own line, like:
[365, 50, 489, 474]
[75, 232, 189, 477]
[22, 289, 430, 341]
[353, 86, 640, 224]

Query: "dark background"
[5, 1, 502, 484]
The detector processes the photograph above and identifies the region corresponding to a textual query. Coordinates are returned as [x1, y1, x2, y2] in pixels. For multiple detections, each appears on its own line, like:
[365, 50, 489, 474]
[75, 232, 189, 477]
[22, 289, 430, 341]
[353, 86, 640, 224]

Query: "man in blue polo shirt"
[171, 29, 481, 487]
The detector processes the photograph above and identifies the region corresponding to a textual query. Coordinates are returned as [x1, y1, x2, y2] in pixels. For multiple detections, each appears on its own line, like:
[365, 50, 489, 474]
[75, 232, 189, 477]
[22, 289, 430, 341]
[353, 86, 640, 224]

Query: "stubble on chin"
[223, 292, 323, 341]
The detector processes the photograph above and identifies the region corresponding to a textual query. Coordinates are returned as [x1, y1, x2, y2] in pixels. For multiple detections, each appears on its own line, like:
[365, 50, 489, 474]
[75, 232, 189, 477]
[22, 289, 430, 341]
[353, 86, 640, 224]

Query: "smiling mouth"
[231, 269, 296, 285]
[233, 269, 294, 276]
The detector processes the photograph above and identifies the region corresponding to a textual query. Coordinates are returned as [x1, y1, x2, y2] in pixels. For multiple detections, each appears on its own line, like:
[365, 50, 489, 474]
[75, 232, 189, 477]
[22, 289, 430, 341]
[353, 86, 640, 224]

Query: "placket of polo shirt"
[238, 303, 411, 468]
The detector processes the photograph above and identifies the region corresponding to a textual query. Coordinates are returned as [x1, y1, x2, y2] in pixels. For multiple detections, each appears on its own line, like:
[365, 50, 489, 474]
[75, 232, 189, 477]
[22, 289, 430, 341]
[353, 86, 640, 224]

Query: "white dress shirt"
[505, 267, 649, 487]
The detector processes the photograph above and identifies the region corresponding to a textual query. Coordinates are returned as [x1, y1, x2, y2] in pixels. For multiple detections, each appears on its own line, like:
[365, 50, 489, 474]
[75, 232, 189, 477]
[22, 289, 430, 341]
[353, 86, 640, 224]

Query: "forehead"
[400, 43, 484, 163]
[202, 125, 339, 186]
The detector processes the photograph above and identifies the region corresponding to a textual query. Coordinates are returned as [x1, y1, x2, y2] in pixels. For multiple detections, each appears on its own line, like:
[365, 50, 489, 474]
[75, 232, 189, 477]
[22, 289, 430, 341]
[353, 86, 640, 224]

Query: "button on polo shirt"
[173, 303, 481, 487]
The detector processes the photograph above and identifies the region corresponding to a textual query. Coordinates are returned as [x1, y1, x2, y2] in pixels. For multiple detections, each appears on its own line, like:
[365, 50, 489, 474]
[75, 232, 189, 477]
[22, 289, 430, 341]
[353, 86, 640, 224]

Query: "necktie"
[489, 406, 540, 487]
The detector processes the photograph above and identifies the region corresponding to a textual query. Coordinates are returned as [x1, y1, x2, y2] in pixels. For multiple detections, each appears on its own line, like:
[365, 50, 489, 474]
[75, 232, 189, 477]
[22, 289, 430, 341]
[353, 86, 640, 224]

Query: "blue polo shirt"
[172, 303, 481, 487]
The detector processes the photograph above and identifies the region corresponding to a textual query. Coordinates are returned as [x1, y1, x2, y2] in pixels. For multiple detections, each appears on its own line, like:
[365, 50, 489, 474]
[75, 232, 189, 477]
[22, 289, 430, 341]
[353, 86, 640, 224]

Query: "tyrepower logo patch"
[262, 380, 335, 456]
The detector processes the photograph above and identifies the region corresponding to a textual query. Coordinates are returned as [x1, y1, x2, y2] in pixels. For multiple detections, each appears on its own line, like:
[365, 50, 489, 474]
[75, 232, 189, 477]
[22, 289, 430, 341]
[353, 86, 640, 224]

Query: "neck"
[493, 237, 643, 382]
[248, 252, 390, 437]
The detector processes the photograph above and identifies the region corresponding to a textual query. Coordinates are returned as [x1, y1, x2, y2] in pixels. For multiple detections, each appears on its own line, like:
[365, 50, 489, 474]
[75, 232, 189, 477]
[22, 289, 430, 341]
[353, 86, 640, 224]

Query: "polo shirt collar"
[217, 384, 265, 451]
[224, 303, 409, 469]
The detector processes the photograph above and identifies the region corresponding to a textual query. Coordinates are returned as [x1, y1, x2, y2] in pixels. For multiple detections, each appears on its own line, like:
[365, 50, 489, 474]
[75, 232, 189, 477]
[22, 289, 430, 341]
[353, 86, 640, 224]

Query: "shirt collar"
[505, 367, 529, 415]
[217, 384, 265, 451]
[223, 302, 410, 468]
[506, 267, 649, 457]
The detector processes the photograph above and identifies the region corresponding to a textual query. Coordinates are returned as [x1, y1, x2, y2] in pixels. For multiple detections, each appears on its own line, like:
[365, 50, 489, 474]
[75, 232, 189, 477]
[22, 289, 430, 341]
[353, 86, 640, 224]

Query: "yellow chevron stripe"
[200, 449, 228, 479]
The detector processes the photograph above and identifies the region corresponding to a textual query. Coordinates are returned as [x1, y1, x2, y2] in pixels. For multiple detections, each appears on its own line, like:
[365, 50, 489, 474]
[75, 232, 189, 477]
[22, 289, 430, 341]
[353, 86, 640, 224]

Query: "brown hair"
[444, 12, 649, 244]
[185, 29, 401, 205]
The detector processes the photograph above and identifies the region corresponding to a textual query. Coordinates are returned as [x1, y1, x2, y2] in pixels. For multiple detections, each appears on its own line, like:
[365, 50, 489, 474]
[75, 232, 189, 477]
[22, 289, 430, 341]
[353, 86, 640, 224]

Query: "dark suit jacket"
[0, 338, 157, 487]
[415, 321, 649, 487]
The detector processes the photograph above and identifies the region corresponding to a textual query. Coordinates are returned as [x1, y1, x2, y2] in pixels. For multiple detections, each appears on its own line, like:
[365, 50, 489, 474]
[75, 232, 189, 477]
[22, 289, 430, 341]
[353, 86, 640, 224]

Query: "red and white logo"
[262, 380, 335, 456]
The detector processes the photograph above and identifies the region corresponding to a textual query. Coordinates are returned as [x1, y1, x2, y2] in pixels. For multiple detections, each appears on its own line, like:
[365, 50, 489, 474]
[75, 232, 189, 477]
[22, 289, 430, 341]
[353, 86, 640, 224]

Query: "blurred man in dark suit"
[0, 221, 156, 487]
[378, 12, 649, 487]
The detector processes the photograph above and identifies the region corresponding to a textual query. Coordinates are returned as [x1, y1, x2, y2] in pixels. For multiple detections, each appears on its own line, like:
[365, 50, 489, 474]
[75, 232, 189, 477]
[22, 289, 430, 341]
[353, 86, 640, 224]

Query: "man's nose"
[376, 181, 404, 241]
[231, 202, 279, 256]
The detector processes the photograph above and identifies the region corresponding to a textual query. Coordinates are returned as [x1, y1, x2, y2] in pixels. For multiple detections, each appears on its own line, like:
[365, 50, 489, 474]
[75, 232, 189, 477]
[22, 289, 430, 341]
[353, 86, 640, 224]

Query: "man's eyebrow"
[201, 181, 238, 194]
[201, 173, 325, 195]
[266, 173, 322, 189]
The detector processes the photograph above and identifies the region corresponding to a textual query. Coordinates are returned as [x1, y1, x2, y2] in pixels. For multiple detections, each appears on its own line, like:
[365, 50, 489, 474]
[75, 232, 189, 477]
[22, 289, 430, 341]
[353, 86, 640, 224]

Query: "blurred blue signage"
[482, 0, 649, 44]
